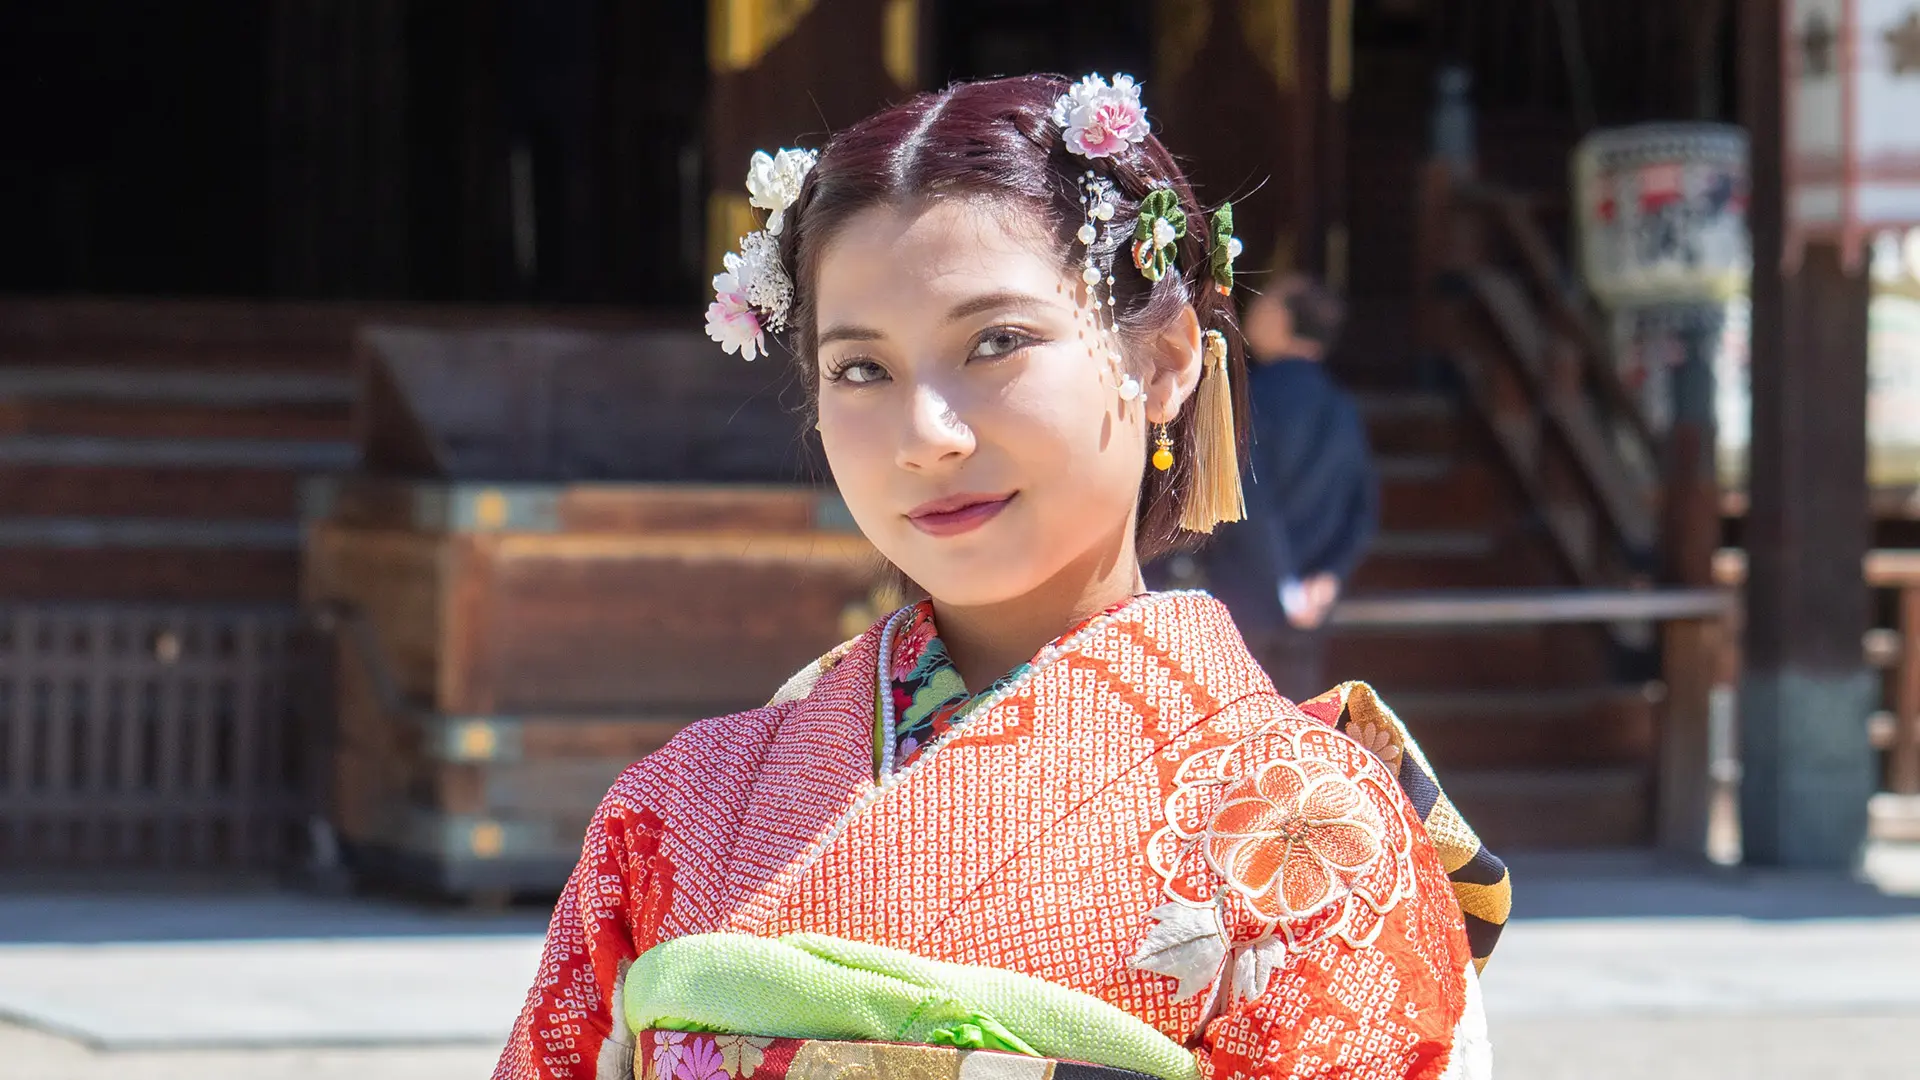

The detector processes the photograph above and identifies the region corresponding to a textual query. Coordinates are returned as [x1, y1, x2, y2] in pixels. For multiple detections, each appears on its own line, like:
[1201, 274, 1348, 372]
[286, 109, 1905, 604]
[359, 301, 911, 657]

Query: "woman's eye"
[970, 328, 1034, 360]
[830, 359, 888, 385]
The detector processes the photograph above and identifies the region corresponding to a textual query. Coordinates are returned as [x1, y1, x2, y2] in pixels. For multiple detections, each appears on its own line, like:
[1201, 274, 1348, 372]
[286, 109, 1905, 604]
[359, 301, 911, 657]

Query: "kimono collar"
[880, 596, 1135, 775]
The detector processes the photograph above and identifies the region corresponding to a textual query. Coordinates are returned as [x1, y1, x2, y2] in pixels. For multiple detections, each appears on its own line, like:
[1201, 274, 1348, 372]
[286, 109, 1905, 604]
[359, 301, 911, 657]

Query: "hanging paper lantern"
[1573, 124, 1752, 309]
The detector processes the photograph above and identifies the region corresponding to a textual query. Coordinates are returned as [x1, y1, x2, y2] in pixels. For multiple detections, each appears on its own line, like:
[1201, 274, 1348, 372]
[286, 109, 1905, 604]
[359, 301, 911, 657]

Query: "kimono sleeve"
[1143, 705, 1486, 1079]
[1195, 894, 1489, 1080]
[495, 767, 673, 1080]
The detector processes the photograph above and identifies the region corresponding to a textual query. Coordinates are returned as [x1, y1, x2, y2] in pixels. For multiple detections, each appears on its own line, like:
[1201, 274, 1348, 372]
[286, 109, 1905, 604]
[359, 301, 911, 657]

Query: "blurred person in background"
[1208, 276, 1378, 699]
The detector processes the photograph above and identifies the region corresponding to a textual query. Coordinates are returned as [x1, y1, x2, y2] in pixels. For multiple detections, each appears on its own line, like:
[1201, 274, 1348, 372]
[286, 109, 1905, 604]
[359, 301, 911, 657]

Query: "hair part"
[778, 74, 1249, 562]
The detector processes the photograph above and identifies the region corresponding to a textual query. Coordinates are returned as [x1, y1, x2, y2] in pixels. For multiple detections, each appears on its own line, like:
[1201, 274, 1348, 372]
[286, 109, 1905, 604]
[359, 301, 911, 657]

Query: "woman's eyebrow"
[818, 324, 884, 347]
[945, 290, 1049, 324]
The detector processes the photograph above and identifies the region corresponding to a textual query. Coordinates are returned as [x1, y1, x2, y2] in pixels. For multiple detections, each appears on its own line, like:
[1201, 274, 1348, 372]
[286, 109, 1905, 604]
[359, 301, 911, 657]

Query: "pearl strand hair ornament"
[1074, 171, 1140, 403]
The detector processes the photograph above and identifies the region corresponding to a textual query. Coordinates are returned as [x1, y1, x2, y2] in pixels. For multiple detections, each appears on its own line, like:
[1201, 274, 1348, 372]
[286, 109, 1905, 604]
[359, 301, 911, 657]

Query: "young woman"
[497, 73, 1506, 1080]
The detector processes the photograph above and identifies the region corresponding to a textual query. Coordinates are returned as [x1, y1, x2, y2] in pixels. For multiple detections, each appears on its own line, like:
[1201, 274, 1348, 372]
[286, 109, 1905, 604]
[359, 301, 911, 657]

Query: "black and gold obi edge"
[1311, 682, 1512, 970]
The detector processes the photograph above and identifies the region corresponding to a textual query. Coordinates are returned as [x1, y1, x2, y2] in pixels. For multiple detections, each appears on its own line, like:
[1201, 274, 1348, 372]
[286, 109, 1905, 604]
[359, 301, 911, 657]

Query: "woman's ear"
[1143, 303, 1203, 425]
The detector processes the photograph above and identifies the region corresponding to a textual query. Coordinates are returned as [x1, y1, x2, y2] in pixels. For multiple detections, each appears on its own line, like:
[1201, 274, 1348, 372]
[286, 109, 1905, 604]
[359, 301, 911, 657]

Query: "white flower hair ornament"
[707, 147, 816, 361]
[1052, 73, 1151, 160]
[745, 148, 815, 236]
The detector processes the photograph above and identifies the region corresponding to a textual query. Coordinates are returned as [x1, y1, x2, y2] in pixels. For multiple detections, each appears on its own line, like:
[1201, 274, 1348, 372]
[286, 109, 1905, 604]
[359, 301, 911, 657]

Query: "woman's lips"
[906, 493, 1015, 537]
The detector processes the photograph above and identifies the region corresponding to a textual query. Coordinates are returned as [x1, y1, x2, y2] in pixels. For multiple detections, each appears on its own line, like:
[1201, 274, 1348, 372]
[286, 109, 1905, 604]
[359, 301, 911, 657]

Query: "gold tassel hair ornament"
[1178, 328, 1246, 533]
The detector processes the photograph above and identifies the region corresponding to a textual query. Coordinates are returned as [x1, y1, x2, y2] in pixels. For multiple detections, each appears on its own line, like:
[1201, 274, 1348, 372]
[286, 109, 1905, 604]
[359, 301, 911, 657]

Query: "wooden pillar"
[706, 0, 920, 274]
[1656, 307, 1727, 857]
[1155, 0, 1345, 282]
[1895, 581, 1920, 794]
[1737, 0, 1876, 869]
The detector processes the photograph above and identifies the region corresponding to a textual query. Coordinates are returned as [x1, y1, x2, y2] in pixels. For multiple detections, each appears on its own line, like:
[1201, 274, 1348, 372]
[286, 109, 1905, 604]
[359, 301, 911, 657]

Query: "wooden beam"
[1332, 588, 1731, 627]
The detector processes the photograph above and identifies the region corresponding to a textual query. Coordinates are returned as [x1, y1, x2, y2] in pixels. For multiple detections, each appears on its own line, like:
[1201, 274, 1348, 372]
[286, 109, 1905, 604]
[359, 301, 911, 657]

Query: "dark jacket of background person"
[1208, 355, 1380, 637]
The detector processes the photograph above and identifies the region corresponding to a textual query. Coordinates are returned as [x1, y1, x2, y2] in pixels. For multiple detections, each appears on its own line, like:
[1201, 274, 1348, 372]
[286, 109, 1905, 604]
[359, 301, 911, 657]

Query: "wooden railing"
[1333, 587, 1734, 856]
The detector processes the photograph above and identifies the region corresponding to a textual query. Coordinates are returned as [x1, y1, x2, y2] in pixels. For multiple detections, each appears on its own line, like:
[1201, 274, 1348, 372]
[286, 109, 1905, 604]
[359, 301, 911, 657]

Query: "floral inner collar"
[877, 597, 1134, 777]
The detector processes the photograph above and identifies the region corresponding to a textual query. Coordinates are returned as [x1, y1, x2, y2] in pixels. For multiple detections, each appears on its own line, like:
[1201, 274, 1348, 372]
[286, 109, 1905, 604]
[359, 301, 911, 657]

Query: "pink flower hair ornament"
[706, 147, 814, 360]
[1052, 73, 1151, 160]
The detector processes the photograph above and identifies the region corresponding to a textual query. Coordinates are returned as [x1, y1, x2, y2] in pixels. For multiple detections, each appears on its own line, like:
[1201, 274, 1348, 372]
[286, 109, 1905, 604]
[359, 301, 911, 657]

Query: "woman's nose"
[896, 382, 975, 471]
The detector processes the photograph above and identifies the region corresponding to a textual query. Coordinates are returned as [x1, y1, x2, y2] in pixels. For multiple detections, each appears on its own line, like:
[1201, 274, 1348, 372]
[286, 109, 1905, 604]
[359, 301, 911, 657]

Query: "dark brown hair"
[777, 74, 1248, 561]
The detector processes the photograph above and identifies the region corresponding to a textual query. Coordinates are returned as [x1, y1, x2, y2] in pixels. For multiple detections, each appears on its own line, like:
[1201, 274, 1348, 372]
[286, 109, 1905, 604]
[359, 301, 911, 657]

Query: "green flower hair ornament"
[1209, 203, 1241, 296]
[1131, 188, 1187, 282]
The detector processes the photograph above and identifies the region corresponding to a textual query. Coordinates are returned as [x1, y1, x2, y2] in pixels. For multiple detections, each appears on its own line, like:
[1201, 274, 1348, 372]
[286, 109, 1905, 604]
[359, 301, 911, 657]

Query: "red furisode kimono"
[497, 592, 1495, 1080]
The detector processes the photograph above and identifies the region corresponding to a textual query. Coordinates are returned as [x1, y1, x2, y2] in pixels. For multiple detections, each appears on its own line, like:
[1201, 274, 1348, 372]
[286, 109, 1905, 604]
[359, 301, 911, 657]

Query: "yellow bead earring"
[1151, 425, 1175, 472]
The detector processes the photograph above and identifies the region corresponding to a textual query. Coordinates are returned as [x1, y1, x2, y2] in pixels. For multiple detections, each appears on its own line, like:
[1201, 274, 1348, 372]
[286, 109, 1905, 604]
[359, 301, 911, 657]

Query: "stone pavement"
[2, 845, 1918, 1079]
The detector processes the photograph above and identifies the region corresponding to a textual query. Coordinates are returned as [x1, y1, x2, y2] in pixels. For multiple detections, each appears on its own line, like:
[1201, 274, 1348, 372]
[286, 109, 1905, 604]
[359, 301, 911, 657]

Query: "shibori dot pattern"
[496, 594, 1478, 1080]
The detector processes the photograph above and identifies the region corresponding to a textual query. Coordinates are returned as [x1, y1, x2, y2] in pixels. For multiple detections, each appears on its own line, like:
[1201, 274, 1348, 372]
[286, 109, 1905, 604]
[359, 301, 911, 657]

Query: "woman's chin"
[889, 540, 1053, 610]
[899, 562, 1045, 609]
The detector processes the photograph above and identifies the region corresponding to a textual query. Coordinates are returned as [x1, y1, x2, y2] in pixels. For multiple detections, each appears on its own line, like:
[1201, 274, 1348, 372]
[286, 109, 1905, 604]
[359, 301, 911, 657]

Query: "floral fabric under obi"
[638, 1031, 1160, 1080]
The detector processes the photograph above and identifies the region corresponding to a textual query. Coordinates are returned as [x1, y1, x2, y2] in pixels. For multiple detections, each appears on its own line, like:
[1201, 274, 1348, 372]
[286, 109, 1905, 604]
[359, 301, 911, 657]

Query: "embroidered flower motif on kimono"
[1051, 73, 1151, 159]
[744, 147, 816, 235]
[1206, 760, 1384, 921]
[673, 1037, 728, 1080]
[1134, 716, 1421, 1001]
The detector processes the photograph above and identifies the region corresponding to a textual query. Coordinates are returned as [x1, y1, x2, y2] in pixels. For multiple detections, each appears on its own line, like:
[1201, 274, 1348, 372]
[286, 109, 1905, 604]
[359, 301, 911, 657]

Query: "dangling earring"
[1151, 425, 1175, 472]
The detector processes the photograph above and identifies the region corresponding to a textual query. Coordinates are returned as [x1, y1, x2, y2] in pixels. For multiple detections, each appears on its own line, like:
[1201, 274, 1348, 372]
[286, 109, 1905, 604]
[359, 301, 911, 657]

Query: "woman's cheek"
[818, 412, 886, 517]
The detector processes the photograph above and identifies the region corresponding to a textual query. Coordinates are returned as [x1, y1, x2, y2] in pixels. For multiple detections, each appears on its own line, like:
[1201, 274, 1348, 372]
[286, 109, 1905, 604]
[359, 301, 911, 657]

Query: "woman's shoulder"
[1136, 682, 1475, 1019]
[595, 703, 789, 820]
[1172, 681, 1508, 968]
[595, 621, 888, 825]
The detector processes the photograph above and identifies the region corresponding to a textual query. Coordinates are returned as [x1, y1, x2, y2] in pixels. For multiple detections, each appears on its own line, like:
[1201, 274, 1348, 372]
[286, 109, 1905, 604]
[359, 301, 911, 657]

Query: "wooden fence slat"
[0, 604, 301, 871]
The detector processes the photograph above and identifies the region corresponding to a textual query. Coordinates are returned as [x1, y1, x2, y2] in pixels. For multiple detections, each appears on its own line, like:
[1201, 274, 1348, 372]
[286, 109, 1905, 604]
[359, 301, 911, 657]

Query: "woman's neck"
[927, 531, 1147, 693]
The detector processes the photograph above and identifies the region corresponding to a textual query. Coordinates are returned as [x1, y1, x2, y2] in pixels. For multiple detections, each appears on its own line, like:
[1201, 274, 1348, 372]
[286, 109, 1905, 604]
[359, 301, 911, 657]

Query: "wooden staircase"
[0, 299, 362, 603]
[1322, 387, 1665, 851]
[1317, 35, 1711, 851]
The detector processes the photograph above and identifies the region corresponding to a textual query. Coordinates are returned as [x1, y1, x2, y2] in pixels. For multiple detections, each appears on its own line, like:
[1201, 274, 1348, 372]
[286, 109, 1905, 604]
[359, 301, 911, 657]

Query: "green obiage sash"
[623, 933, 1198, 1080]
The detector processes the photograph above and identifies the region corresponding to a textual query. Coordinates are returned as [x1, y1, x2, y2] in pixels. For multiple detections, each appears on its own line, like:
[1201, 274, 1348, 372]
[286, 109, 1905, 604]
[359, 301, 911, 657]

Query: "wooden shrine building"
[0, 0, 1909, 888]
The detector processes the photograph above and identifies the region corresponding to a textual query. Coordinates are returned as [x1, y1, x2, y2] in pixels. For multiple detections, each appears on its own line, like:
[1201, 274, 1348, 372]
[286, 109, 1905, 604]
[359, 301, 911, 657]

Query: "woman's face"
[811, 197, 1152, 608]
